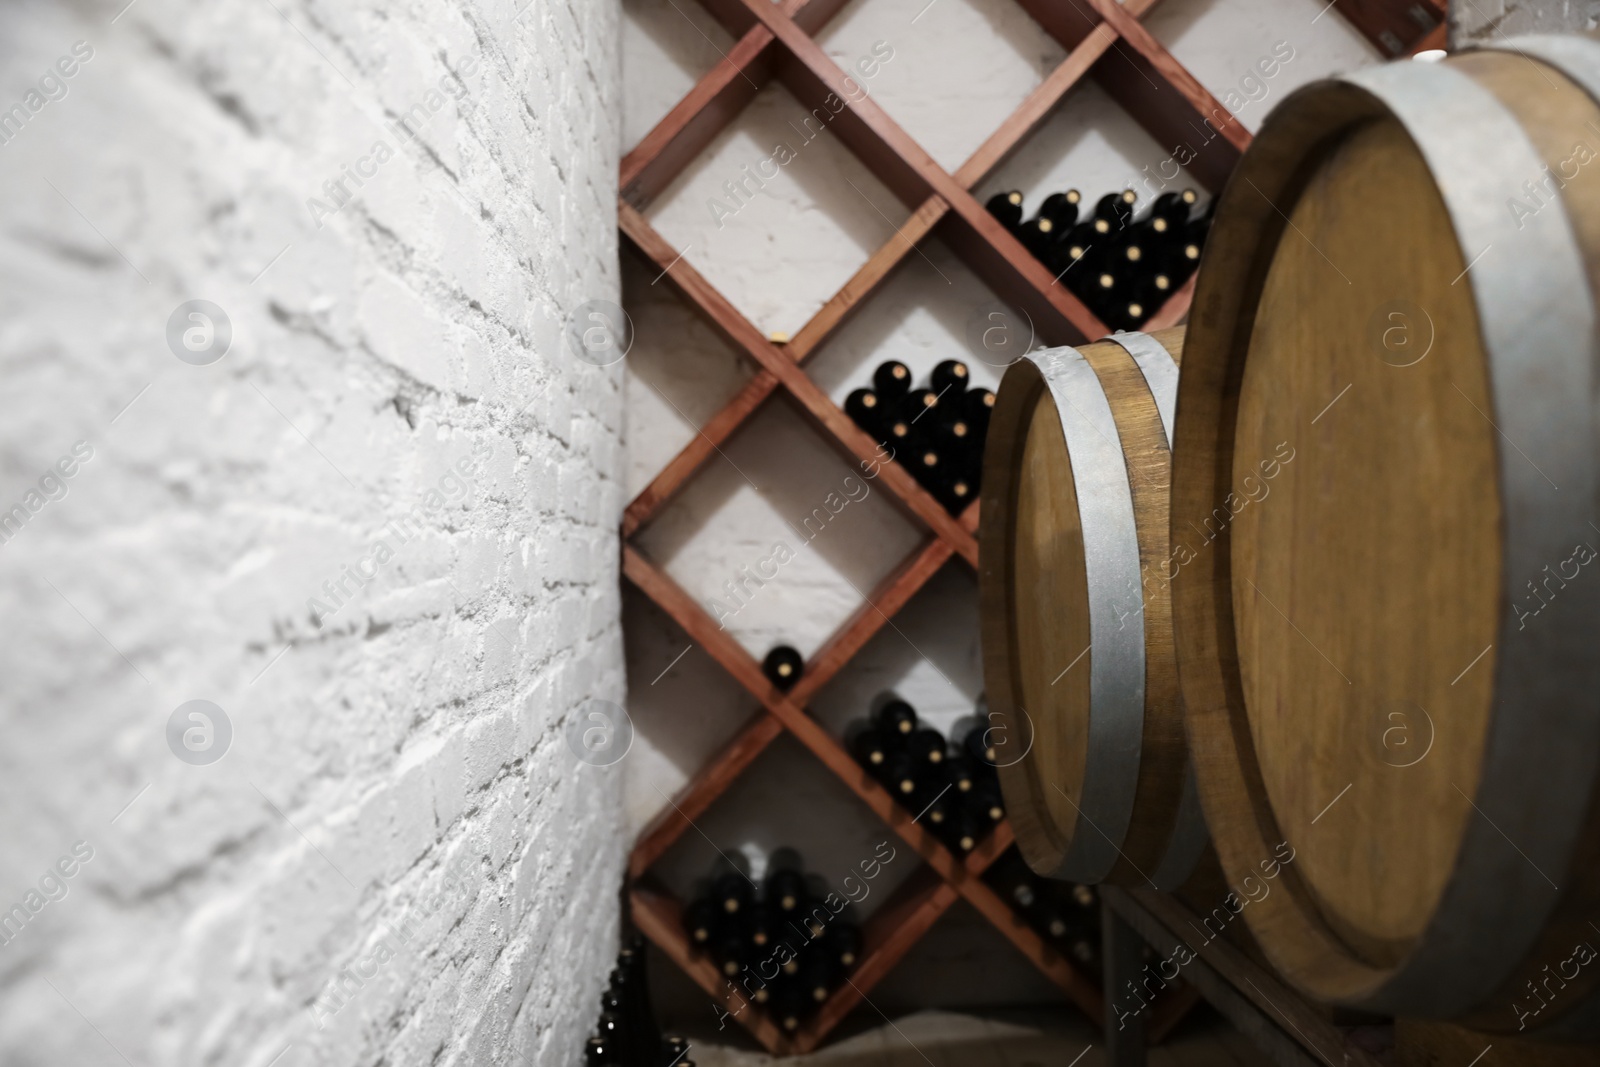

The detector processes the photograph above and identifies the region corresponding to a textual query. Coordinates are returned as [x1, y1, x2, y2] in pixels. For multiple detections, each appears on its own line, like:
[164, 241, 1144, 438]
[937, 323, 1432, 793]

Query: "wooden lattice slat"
[626, 533, 953, 877]
[620, 205, 982, 565]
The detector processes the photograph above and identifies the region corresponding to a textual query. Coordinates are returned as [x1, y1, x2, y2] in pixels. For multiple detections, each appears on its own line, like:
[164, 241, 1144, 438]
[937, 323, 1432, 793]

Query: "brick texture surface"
[0, 1, 624, 1064]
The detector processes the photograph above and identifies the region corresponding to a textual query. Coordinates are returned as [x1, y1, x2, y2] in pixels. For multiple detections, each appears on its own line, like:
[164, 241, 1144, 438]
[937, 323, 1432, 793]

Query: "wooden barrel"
[980, 327, 1207, 889]
[1172, 36, 1600, 1033]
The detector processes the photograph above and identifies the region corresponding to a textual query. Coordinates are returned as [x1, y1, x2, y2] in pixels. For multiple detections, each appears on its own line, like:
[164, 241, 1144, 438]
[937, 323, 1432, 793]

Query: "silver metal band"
[1108, 331, 1209, 890]
[1465, 31, 1600, 1036]
[1027, 345, 1146, 883]
[1106, 331, 1180, 442]
[1321, 55, 1600, 1016]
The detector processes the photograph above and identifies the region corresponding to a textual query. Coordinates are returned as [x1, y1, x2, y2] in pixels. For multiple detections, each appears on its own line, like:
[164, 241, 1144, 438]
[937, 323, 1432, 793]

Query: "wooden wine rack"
[618, 0, 1445, 1055]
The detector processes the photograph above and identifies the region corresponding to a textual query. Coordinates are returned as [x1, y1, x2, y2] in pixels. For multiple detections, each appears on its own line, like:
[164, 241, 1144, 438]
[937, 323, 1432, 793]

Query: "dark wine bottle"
[1150, 188, 1198, 224]
[1181, 237, 1203, 274]
[911, 445, 943, 488]
[745, 901, 774, 949]
[1112, 234, 1147, 278]
[1037, 904, 1073, 941]
[956, 427, 984, 485]
[933, 416, 974, 461]
[660, 1035, 689, 1066]
[1093, 190, 1136, 230]
[872, 698, 918, 737]
[908, 727, 947, 768]
[801, 895, 830, 940]
[1058, 220, 1102, 269]
[762, 645, 803, 691]
[798, 950, 836, 1005]
[823, 920, 862, 970]
[711, 930, 748, 978]
[1040, 188, 1082, 230]
[933, 391, 973, 431]
[620, 938, 660, 1061]
[881, 412, 917, 455]
[984, 189, 1025, 231]
[930, 358, 970, 398]
[844, 387, 883, 435]
[849, 724, 895, 769]
[937, 473, 975, 515]
[683, 897, 718, 947]
[597, 1012, 627, 1054]
[1117, 187, 1139, 218]
[1136, 270, 1174, 310]
[1103, 298, 1146, 333]
[941, 805, 980, 853]
[1089, 268, 1121, 318]
[918, 785, 951, 828]
[1135, 213, 1180, 250]
[1167, 233, 1202, 283]
[874, 359, 913, 400]
[599, 990, 636, 1066]
[711, 869, 753, 917]
[968, 779, 1006, 823]
[764, 847, 807, 913]
[957, 719, 997, 770]
[961, 388, 995, 436]
[1018, 214, 1057, 261]
[898, 387, 941, 429]
[1063, 223, 1106, 278]
[768, 976, 809, 1033]
[880, 751, 920, 798]
[1091, 191, 1122, 227]
[945, 754, 977, 795]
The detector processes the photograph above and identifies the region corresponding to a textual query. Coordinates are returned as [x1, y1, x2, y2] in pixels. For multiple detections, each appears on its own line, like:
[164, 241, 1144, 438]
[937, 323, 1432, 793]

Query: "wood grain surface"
[1231, 115, 1497, 961]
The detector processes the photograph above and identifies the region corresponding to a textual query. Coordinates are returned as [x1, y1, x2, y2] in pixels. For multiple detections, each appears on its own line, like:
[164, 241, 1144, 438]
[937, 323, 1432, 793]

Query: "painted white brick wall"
[1451, 0, 1600, 40]
[0, 1, 624, 1065]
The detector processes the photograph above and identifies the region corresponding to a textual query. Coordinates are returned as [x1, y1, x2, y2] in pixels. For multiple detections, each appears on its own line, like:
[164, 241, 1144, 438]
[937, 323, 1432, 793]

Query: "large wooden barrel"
[1172, 36, 1600, 1033]
[980, 327, 1207, 889]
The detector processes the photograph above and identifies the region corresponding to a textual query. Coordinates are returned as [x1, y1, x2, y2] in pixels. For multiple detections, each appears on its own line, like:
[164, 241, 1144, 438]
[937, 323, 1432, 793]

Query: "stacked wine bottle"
[680, 848, 863, 1035]
[762, 645, 802, 692]
[844, 359, 993, 515]
[585, 936, 692, 1066]
[985, 186, 1212, 331]
[848, 697, 1006, 853]
[984, 850, 1103, 976]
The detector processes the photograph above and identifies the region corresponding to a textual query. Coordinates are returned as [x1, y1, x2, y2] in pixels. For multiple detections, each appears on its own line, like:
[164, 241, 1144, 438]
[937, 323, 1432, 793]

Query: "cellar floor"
[673, 1005, 1272, 1066]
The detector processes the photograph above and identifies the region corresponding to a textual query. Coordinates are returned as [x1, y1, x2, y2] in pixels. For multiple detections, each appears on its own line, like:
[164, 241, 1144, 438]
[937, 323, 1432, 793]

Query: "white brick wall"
[1451, 0, 1600, 40]
[0, 1, 624, 1065]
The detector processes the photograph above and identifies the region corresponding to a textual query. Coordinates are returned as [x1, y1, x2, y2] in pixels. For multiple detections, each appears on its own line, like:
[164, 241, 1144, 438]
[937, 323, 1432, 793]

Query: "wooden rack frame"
[1099, 886, 1388, 1067]
[617, 0, 1444, 1054]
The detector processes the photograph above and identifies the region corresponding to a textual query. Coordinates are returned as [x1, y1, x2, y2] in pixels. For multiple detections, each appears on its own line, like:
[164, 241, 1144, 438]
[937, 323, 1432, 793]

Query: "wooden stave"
[1170, 39, 1600, 1027]
[1104, 331, 1210, 893]
[981, 328, 1207, 889]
